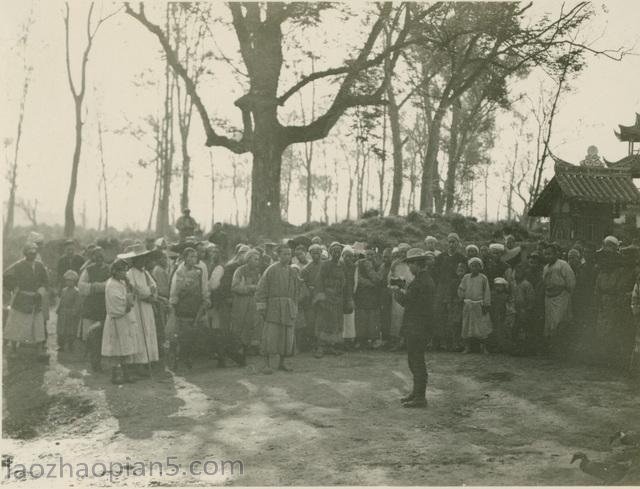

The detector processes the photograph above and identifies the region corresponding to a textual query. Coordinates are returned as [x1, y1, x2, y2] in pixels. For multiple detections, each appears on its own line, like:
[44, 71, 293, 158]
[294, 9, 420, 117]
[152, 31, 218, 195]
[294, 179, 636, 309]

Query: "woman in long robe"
[126, 254, 160, 371]
[231, 250, 262, 353]
[255, 246, 301, 373]
[312, 243, 347, 357]
[3, 243, 49, 351]
[102, 260, 138, 384]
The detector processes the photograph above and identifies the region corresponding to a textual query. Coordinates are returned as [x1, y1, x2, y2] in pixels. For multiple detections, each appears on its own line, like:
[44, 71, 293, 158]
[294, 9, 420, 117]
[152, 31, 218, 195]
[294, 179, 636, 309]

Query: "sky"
[1, 0, 640, 232]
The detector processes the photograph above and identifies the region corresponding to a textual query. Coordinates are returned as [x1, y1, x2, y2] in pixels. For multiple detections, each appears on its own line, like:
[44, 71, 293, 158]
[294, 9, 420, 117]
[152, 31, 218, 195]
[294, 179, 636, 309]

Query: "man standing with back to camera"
[392, 248, 436, 408]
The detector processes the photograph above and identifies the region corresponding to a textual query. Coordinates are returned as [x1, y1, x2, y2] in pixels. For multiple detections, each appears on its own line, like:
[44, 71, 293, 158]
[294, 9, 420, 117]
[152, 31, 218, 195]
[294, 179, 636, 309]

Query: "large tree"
[408, 1, 621, 214]
[125, 2, 433, 233]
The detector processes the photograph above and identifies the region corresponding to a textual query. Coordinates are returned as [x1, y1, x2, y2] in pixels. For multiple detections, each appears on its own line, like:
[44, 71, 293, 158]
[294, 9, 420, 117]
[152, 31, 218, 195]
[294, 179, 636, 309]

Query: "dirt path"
[3, 313, 640, 486]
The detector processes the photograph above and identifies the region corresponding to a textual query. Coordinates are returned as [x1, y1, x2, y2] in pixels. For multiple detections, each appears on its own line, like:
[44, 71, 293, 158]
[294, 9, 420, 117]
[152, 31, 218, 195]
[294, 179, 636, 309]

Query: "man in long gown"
[542, 243, 575, 353]
[255, 245, 302, 374]
[300, 244, 323, 351]
[78, 247, 110, 371]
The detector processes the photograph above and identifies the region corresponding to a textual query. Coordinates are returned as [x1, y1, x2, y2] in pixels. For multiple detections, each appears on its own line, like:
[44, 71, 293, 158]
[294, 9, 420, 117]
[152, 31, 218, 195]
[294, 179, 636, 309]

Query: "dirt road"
[3, 314, 640, 486]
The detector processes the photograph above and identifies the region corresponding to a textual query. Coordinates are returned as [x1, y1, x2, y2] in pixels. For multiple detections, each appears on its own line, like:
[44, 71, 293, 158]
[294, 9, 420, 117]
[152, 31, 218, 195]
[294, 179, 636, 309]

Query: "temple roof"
[529, 158, 640, 216]
[604, 153, 640, 174]
[614, 113, 640, 142]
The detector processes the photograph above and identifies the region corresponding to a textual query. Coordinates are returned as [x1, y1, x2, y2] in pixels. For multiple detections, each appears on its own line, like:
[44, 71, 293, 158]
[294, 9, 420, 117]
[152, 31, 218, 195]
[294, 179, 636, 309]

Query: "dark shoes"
[111, 366, 124, 385]
[402, 398, 428, 408]
[400, 393, 415, 403]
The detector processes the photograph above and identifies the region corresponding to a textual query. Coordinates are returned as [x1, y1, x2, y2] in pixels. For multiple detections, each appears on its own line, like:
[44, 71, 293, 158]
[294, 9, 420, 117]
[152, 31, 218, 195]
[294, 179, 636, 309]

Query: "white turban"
[465, 244, 479, 254]
[425, 236, 437, 243]
[494, 277, 508, 286]
[468, 257, 483, 268]
[603, 235, 619, 246]
[489, 243, 505, 253]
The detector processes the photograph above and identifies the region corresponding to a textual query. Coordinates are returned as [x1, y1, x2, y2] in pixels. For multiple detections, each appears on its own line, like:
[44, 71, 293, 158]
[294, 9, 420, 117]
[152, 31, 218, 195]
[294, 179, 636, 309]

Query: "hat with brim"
[403, 248, 428, 263]
[117, 243, 160, 261]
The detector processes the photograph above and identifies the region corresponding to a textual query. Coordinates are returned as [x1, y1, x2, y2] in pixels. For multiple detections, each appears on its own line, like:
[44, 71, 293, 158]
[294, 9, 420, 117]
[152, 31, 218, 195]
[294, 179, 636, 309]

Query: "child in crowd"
[458, 257, 492, 354]
[56, 270, 82, 352]
[513, 267, 536, 356]
[490, 277, 512, 353]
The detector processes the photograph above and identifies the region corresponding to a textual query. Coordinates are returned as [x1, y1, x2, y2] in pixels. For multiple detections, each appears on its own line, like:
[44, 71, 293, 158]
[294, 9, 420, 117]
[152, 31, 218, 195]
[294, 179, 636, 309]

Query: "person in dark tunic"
[56, 239, 85, 289]
[525, 250, 546, 355]
[175, 208, 199, 240]
[393, 248, 435, 409]
[378, 247, 394, 349]
[354, 257, 381, 350]
[433, 233, 466, 351]
[208, 223, 229, 259]
[3, 242, 50, 356]
[300, 244, 323, 352]
[592, 237, 636, 367]
[78, 247, 110, 371]
[313, 242, 348, 358]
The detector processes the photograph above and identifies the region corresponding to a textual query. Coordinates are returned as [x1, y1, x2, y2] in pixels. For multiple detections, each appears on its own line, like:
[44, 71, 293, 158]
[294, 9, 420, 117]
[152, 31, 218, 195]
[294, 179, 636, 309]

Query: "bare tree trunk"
[333, 156, 340, 223]
[96, 117, 109, 230]
[156, 25, 175, 235]
[4, 10, 35, 235]
[209, 151, 215, 228]
[63, 2, 112, 237]
[387, 81, 404, 216]
[483, 168, 489, 222]
[506, 138, 519, 221]
[420, 105, 446, 214]
[148, 157, 160, 232]
[444, 99, 461, 215]
[379, 104, 387, 214]
[232, 159, 240, 227]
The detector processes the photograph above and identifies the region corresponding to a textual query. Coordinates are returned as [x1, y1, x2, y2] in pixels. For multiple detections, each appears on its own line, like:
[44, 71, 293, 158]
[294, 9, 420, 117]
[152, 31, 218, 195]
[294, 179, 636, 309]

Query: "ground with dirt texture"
[2, 312, 640, 487]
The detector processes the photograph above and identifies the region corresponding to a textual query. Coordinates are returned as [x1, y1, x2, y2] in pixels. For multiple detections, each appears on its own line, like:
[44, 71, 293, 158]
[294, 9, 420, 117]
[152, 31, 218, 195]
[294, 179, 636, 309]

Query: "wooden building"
[528, 158, 640, 243]
[604, 113, 640, 176]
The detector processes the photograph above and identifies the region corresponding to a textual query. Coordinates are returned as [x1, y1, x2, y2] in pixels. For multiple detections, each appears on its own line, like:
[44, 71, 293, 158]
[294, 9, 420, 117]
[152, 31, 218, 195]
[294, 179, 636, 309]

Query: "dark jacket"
[396, 269, 435, 339]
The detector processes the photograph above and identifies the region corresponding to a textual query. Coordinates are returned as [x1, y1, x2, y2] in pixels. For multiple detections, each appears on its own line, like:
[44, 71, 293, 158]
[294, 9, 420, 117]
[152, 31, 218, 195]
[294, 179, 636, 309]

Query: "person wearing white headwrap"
[341, 246, 357, 346]
[424, 236, 441, 257]
[230, 249, 263, 360]
[465, 245, 480, 259]
[3, 242, 50, 351]
[603, 235, 620, 249]
[312, 241, 349, 357]
[458, 255, 492, 353]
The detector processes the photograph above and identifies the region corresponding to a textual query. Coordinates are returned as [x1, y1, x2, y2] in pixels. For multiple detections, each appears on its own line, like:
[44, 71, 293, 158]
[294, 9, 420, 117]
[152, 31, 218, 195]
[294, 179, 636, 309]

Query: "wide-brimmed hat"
[403, 248, 428, 263]
[117, 243, 160, 261]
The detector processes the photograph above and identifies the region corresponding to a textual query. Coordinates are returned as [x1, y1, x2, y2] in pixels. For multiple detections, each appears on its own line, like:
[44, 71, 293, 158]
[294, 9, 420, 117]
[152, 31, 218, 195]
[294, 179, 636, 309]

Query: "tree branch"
[125, 2, 250, 154]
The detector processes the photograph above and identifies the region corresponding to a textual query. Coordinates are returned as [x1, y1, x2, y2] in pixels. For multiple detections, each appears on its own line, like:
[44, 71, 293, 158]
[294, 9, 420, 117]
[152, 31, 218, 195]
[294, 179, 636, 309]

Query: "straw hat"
[403, 248, 428, 263]
[117, 243, 159, 261]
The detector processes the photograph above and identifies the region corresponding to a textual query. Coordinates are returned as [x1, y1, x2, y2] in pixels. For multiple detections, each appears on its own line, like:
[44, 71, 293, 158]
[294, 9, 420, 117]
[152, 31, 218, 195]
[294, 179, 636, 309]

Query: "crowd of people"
[4, 225, 640, 406]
